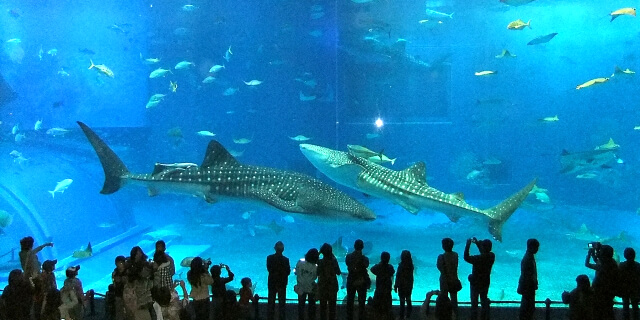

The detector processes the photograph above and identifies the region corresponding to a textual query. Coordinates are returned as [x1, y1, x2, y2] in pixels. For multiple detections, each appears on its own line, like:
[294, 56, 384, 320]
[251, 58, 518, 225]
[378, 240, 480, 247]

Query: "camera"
[204, 258, 212, 267]
[219, 263, 227, 268]
[469, 237, 477, 243]
[588, 242, 602, 250]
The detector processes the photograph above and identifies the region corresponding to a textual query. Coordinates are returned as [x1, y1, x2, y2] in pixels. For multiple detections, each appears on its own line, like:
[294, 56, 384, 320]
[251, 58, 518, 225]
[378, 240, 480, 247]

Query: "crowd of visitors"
[1, 235, 640, 320]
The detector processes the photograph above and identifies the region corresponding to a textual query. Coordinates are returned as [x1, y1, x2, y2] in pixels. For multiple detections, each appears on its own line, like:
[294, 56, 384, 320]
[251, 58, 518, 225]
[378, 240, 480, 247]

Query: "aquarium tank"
[0, 0, 638, 305]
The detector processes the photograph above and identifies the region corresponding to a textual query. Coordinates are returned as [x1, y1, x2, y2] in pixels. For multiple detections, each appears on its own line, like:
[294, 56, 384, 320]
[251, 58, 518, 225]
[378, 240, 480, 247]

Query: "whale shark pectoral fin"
[444, 212, 461, 222]
[148, 187, 159, 197]
[204, 194, 218, 204]
[397, 201, 420, 215]
[254, 190, 305, 213]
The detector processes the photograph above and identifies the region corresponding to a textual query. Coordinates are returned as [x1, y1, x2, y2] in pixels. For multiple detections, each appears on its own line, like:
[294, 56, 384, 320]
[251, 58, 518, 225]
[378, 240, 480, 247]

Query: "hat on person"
[42, 259, 57, 272]
[66, 265, 80, 273]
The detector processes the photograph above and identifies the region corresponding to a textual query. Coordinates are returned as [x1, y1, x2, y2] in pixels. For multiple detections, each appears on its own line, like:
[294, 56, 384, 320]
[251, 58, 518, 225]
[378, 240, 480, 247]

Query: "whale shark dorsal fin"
[452, 192, 465, 201]
[201, 140, 239, 167]
[402, 162, 427, 184]
[579, 223, 589, 233]
[87, 242, 92, 253]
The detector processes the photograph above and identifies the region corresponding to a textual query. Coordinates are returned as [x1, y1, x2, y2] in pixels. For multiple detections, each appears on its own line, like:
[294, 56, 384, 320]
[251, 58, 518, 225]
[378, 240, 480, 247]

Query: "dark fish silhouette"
[527, 33, 558, 45]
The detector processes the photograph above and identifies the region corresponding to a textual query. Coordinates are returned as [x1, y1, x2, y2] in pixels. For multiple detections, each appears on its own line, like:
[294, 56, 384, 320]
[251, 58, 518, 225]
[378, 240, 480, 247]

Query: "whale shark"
[77, 122, 375, 220]
[299, 144, 536, 241]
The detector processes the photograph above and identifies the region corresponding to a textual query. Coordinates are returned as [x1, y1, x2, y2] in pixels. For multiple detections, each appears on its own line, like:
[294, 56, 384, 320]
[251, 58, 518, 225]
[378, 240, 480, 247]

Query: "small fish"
[299, 92, 316, 101]
[539, 115, 559, 122]
[576, 172, 598, 179]
[57, 68, 70, 77]
[89, 60, 114, 77]
[233, 137, 252, 144]
[576, 77, 609, 90]
[282, 215, 295, 223]
[49, 178, 73, 198]
[223, 46, 232, 62]
[243, 80, 263, 86]
[9, 150, 22, 158]
[202, 76, 216, 84]
[98, 222, 116, 228]
[610, 8, 636, 22]
[229, 150, 244, 157]
[149, 68, 171, 78]
[14, 133, 25, 142]
[209, 64, 225, 73]
[47, 48, 57, 56]
[475, 70, 497, 76]
[174, 61, 194, 70]
[425, 9, 453, 19]
[495, 49, 516, 58]
[6, 38, 21, 43]
[145, 100, 161, 109]
[144, 58, 161, 64]
[634, 126, 640, 130]
[242, 210, 254, 220]
[149, 94, 166, 102]
[182, 4, 197, 11]
[507, 19, 531, 30]
[223, 87, 239, 96]
[366, 133, 380, 139]
[290, 135, 311, 141]
[108, 24, 128, 34]
[34, 120, 43, 131]
[38, 46, 43, 61]
[46, 128, 70, 136]
[197, 131, 216, 137]
[527, 33, 558, 45]
[170, 81, 178, 93]
[595, 138, 620, 151]
[11, 124, 19, 135]
[72, 242, 92, 258]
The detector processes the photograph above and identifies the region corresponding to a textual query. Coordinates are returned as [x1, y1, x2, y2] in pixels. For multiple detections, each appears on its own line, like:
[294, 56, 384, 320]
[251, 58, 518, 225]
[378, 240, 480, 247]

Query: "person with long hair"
[188, 257, 213, 320]
[317, 243, 341, 320]
[1, 269, 34, 320]
[395, 250, 414, 320]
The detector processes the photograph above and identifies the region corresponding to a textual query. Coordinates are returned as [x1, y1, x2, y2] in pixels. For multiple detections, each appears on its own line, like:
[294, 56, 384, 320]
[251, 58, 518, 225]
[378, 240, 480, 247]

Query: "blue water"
[1, 0, 639, 304]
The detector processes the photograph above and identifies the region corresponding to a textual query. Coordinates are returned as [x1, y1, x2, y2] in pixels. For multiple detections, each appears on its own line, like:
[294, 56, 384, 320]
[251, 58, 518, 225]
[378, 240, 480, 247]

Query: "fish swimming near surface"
[559, 148, 619, 175]
[610, 8, 636, 22]
[299, 144, 537, 241]
[527, 33, 558, 45]
[77, 122, 376, 220]
[49, 179, 73, 198]
[72, 242, 93, 259]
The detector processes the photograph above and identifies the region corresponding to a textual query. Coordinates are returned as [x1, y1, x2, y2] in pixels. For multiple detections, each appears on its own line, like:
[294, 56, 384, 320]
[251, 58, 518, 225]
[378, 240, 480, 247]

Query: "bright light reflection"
[375, 117, 384, 128]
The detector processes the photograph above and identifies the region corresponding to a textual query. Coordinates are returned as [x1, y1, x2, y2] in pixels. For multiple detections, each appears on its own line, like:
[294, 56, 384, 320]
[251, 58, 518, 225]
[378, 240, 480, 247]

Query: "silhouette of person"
[371, 251, 395, 319]
[267, 241, 291, 320]
[464, 237, 495, 320]
[421, 290, 453, 320]
[562, 274, 594, 320]
[395, 250, 414, 320]
[317, 243, 341, 320]
[619, 247, 640, 320]
[437, 238, 460, 317]
[585, 243, 618, 320]
[345, 239, 370, 320]
[518, 238, 539, 320]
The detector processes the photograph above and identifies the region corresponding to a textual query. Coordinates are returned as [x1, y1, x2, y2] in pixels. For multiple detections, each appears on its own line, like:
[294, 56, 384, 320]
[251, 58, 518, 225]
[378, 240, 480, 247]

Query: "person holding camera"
[585, 242, 619, 320]
[464, 237, 495, 320]
[517, 238, 539, 320]
[188, 257, 213, 320]
[211, 263, 235, 320]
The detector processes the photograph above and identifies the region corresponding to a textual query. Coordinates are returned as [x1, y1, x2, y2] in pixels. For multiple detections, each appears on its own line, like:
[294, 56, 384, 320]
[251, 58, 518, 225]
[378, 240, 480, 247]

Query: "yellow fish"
[576, 77, 609, 90]
[612, 66, 635, 77]
[88, 60, 114, 77]
[507, 19, 531, 30]
[475, 70, 497, 76]
[595, 138, 619, 150]
[610, 8, 636, 22]
[495, 49, 516, 58]
[539, 115, 559, 122]
[170, 81, 178, 92]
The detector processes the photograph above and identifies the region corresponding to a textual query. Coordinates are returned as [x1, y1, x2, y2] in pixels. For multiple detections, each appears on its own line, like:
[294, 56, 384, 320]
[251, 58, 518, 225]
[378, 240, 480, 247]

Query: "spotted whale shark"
[77, 122, 375, 220]
[299, 144, 536, 241]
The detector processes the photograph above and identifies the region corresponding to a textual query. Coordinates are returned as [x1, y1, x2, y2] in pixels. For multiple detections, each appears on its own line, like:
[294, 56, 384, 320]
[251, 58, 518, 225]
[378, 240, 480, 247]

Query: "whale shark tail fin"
[77, 121, 130, 194]
[485, 178, 537, 242]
